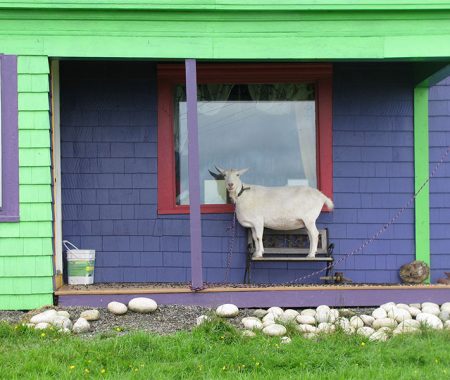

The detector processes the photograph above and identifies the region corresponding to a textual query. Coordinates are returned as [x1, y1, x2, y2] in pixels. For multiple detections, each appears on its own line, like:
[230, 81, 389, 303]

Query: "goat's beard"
[227, 189, 238, 204]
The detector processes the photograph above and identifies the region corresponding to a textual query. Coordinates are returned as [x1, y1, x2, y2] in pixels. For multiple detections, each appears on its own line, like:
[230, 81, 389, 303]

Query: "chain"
[224, 210, 237, 283]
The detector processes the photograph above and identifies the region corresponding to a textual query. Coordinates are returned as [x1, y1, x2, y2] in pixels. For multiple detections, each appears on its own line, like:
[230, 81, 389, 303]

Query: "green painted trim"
[2, 0, 450, 11]
[414, 86, 430, 282]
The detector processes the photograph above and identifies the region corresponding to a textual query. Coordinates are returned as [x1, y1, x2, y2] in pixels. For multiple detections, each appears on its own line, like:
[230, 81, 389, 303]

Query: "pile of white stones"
[25, 297, 158, 334]
[206, 301, 450, 342]
[25, 308, 100, 334]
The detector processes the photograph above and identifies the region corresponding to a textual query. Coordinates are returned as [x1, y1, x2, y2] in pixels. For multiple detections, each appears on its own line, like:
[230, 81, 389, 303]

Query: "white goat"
[216, 168, 334, 258]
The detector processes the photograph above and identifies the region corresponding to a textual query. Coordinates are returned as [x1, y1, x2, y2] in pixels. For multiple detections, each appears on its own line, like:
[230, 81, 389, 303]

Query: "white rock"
[242, 330, 256, 338]
[372, 318, 397, 330]
[372, 308, 387, 319]
[396, 303, 410, 312]
[60, 328, 72, 334]
[369, 327, 390, 341]
[395, 320, 420, 334]
[360, 315, 375, 327]
[439, 311, 450, 322]
[267, 307, 284, 318]
[422, 302, 439, 309]
[80, 309, 100, 321]
[422, 305, 440, 316]
[337, 318, 355, 334]
[387, 308, 412, 323]
[216, 304, 239, 318]
[128, 298, 158, 314]
[107, 302, 128, 315]
[30, 309, 58, 324]
[52, 316, 72, 330]
[296, 315, 316, 325]
[262, 324, 287, 337]
[350, 316, 364, 329]
[441, 302, 450, 313]
[316, 310, 336, 324]
[316, 305, 330, 313]
[408, 306, 421, 318]
[444, 320, 450, 330]
[262, 313, 276, 323]
[282, 309, 300, 321]
[24, 323, 35, 328]
[241, 317, 263, 330]
[56, 311, 71, 318]
[380, 302, 396, 312]
[357, 326, 375, 337]
[281, 336, 292, 344]
[34, 322, 50, 330]
[297, 324, 317, 333]
[73, 318, 90, 334]
[253, 309, 268, 318]
[317, 322, 336, 334]
[303, 332, 318, 340]
[263, 319, 276, 328]
[416, 313, 443, 329]
[300, 309, 316, 317]
[330, 309, 340, 319]
[398, 319, 421, 329]
[196, 315, 211, 326]
[409, 303, 421, 309]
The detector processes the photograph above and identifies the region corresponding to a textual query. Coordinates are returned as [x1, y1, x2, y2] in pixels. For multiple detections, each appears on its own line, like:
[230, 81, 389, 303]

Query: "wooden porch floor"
[55, 283, 450, 308]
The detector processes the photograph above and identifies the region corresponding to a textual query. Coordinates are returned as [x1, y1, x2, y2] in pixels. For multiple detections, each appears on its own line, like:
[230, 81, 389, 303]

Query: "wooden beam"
[185, 59, 203, 290]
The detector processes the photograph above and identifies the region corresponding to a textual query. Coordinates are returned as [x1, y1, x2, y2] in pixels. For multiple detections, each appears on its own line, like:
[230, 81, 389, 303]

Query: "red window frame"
[157, 63, 333, 215]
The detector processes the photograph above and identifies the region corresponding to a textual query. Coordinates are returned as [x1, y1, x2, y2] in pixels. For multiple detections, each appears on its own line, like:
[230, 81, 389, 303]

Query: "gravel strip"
[0, 305, 256, 337]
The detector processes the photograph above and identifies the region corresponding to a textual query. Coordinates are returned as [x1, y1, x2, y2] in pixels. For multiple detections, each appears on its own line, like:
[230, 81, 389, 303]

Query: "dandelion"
[69, 365, 75, 370]
[84, 369, 90, 374]
[222, 366, 226, 371]
[40, 333, 46, 338]
[256, 362, 260, 367]
[361, 342, 365, 346]
[101, 368, 106, 374]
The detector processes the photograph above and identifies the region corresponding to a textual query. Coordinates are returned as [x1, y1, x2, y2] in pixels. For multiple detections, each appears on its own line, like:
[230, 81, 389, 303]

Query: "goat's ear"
[237, 168, 249, 176]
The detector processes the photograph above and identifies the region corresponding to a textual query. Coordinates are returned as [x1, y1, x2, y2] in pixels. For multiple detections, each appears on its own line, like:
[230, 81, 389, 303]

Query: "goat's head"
[213, 167, 249, 193]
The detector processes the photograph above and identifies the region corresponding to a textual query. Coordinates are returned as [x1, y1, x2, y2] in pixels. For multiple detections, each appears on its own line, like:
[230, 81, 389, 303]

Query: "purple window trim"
[0, 54, 19, 222]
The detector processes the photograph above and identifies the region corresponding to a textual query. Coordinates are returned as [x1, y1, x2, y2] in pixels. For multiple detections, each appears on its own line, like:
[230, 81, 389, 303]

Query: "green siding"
[0, 55, 53, 310]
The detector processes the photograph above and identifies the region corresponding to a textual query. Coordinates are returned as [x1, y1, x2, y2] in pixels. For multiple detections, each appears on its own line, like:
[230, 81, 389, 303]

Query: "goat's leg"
[250, 227, 259, 255]
[304, 220, 319, 258]
[252, 222, 264, 258]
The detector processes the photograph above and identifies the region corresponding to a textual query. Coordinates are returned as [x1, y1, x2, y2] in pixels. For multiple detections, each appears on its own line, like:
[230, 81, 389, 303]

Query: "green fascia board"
[19, 111, 50, 130]
[1, 10, 450, 59]
[2, 1, 450, 11]
[19, 167, 52, 185]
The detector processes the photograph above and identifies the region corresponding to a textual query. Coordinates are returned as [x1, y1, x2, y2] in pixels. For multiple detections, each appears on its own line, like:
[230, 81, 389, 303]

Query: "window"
[0, 54, 19, 222]
[158, 64, 332, 214]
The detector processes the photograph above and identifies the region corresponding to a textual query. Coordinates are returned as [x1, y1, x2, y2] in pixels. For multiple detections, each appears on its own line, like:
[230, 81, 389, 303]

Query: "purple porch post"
[185, 59, 203, 289]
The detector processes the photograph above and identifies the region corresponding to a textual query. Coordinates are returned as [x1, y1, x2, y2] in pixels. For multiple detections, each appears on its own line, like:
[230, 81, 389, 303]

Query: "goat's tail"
[324, 196, 334, 210]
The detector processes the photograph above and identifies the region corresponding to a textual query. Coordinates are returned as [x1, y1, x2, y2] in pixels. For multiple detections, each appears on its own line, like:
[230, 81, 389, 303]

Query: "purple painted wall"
[61, 61, 417, 285]
[429, 77, 450, 283]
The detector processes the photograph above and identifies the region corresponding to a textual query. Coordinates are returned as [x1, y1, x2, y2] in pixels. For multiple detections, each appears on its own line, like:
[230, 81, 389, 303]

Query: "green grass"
[0, 320, 449, 380]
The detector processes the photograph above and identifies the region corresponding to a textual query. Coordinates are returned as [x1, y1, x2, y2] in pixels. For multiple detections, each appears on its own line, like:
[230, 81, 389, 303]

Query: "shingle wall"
[429, 76, 450, 283]
[61, 61, 417, 285]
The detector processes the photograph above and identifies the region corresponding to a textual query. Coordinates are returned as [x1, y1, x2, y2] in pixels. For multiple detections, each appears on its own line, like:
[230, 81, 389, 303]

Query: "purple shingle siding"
[61, 61, 424, 284]
[429, 79, 450, 283]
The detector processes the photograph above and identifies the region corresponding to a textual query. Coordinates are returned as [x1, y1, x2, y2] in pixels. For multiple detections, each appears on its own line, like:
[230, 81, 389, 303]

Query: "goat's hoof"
[252, 253, 263, 259]
[307, 254, 316, 258]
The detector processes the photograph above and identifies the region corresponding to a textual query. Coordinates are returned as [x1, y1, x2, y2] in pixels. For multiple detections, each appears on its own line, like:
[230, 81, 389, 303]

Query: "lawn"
[0, 320, 449, 380]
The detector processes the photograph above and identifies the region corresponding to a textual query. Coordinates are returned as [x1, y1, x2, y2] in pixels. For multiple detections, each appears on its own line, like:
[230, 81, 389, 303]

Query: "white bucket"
[64, 241, 95, 285]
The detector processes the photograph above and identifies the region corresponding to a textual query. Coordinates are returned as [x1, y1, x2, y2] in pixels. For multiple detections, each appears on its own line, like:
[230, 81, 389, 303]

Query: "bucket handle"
[63, 240, 79, 251]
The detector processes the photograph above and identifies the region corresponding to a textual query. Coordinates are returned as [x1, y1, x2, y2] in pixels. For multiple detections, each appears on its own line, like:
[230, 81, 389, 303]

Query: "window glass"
[174, 83, 316, 205]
